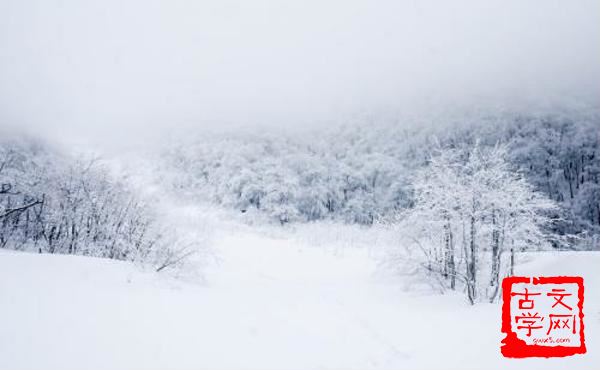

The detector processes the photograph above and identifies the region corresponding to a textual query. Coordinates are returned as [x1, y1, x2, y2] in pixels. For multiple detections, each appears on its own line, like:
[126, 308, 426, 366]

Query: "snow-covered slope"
[0, 232, 598, 370]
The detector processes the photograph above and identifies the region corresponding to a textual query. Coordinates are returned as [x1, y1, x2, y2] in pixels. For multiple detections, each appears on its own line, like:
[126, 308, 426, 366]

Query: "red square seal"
[501, 276, 586, 358]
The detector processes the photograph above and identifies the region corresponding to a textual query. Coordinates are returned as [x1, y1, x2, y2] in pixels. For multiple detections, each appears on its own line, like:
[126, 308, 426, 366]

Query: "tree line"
[161, 111, 599, 249]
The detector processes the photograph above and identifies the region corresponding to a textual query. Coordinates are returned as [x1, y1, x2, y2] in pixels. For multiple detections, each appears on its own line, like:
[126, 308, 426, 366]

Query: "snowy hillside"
[1, 232, 597, 370]
[1, 0, 599, 368]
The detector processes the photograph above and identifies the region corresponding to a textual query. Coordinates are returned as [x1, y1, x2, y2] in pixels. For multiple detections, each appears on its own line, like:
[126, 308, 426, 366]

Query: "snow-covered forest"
[162, 111, 600, 246]
[2, 108, 598, 302]
[1, 0, 599, 369]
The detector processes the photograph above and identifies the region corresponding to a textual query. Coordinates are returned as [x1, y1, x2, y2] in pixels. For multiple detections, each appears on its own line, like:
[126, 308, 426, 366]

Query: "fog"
[1, 0, 599, 147]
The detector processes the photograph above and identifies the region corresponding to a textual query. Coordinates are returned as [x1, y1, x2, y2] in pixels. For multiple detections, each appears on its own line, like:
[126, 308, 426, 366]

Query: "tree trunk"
[466, 214, 477, 304]
[443, 220, 456, 290]
[510, 240, 515, 277]
[488, 210, 501, 302]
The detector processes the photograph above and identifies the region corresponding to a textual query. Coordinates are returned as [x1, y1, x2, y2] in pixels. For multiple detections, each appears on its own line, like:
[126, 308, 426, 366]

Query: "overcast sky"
[1, 0, 599, 146]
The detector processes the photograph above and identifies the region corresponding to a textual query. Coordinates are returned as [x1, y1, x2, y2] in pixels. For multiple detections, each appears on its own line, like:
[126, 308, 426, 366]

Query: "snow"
[0, 230, 598, 370]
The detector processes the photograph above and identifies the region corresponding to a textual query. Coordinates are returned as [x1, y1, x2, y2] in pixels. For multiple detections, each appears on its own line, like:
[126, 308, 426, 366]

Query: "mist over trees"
[160, 111, 599, 250]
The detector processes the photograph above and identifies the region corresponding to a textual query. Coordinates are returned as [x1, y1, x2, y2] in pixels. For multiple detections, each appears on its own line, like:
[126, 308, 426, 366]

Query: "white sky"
[1, 0, 599, 146]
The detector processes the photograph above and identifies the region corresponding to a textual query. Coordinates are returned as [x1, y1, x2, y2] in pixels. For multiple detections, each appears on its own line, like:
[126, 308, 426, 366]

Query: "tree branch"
[0, 200, 43, 219]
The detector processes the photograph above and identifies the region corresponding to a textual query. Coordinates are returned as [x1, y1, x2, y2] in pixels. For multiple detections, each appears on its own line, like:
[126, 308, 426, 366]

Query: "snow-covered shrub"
[0, 135, 182, 271]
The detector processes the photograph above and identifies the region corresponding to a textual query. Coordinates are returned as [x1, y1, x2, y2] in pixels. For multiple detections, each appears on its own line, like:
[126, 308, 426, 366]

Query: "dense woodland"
[162, 111, 600, 250]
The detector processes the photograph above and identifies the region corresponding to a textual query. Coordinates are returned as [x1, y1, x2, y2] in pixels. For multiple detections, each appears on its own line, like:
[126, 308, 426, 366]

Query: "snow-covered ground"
[0, 229, 598, 370]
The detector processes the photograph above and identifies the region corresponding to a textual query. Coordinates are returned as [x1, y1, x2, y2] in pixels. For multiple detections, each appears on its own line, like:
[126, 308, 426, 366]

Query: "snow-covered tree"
[394, 142, 557, 304]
